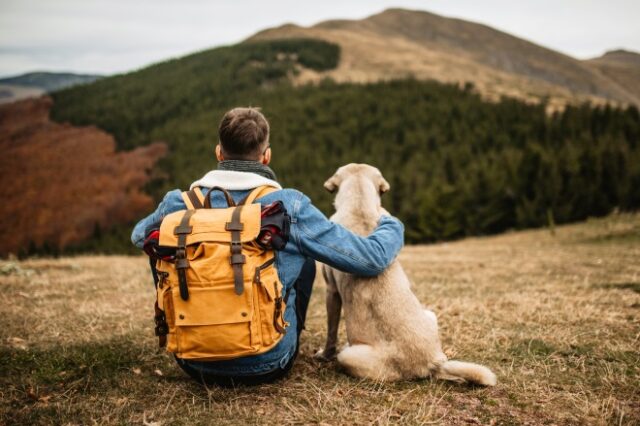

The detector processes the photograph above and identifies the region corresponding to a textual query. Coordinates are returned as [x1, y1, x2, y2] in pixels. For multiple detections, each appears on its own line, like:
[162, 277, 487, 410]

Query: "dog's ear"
[324, 175, 339, 193]
[378, 176, 390, 194]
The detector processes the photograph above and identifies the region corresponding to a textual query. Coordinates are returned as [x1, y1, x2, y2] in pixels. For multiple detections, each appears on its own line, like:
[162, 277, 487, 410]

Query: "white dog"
[315, 163, 496, 386]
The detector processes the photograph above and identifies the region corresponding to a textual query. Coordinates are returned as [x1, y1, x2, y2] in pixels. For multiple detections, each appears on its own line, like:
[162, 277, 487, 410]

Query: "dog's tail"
[436, 360, 497, 386]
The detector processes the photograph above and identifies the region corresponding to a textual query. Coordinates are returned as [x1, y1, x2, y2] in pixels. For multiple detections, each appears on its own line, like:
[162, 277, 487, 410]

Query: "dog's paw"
[313, 348, 337, 362]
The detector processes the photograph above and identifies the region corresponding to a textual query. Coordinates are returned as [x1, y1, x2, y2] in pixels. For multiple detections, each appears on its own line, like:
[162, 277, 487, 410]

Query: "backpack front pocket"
[171, 284, 256, 359]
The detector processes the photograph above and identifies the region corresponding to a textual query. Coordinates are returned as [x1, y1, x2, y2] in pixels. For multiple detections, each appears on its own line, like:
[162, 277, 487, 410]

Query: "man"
[131, 107, 404, 386]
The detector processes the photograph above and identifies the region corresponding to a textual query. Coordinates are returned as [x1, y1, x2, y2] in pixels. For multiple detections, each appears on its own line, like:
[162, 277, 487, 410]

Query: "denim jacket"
[131, 185, 404, 376]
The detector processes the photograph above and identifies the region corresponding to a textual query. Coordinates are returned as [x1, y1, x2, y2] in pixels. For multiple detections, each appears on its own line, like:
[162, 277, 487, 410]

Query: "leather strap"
[181, 191, 195, 210]
[186, 189, 204, 209]
[230, 186, 275, 295]
[253, 256, 276, 286]
[193, 187, 205, 205]
[181, 188, 205, 210]
[174, 209, 196, 301]
[204, 186, 236, 208]
[273, 281, 287, 334]
[227, 205, 246, 295]
[192, 185, 275, 296]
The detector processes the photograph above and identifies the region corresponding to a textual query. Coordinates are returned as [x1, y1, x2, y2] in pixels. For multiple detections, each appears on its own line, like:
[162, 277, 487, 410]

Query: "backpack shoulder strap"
[240, 185, 278, 206]
[181, 187, 205, 209]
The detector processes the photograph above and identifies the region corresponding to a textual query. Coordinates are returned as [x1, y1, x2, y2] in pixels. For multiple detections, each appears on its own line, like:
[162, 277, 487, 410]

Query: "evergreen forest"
[50, 38, 640, 251]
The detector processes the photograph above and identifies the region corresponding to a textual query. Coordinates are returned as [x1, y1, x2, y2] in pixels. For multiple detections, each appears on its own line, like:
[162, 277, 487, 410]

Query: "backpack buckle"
[173, 225, 193, 235]
[225, 222, 244, 231]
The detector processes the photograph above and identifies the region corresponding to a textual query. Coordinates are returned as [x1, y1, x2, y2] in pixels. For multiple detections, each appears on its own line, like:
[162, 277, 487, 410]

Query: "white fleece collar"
[190, 170, 282, 190]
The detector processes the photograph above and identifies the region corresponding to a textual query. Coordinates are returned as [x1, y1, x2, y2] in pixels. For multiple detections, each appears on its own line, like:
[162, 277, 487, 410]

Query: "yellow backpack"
[153, 185, 289, 361]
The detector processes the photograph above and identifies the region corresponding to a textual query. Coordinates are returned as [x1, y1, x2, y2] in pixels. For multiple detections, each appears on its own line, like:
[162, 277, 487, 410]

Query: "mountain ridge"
[586, 50, 640, 102]
[0, 72, 102, 104]
[249, 8, 640, 108]
[591, 49, 640, 65]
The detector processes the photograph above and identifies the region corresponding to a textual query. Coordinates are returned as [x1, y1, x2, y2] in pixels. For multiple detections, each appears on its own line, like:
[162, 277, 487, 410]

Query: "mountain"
[249, 8, 639, 108]
[0, 85, 44, 105]
[1, 12, 639, 256]
[0, 72, 102, 104]
[586, 50, 640, 104]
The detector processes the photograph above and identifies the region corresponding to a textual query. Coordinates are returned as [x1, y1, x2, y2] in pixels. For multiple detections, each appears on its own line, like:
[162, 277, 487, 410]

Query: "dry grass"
[1, 214, 639, 425]
[250, 17, 627, 111]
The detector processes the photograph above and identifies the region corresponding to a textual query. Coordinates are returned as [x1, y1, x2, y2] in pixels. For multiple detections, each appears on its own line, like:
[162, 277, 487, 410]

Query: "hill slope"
[250, 8, 639, 108]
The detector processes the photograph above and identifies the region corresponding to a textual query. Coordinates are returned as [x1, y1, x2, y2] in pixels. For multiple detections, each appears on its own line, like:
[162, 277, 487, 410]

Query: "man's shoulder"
[158, 189, 187, 213]
[270, 187, 303, 197]
[261, 187, 310, 205]
[163, 188, 183, 199]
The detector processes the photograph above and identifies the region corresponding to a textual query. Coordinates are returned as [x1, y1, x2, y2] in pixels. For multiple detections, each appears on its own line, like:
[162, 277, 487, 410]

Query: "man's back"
[131, 106, 404, 385]
[132, 183, 403, 377]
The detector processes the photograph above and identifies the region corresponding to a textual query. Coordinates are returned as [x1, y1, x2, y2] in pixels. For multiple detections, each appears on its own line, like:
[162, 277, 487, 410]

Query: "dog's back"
[325, 220, 447, 380]
[319, 163, 496, 385]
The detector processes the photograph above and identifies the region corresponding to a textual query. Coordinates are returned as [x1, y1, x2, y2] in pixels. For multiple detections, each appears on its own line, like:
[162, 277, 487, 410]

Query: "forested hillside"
[44, 38, 640, 252]
[0, 97, 166, 256]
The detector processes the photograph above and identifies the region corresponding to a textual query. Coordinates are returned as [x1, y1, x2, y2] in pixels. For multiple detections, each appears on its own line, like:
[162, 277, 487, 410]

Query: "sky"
[0, 0, 639, 78]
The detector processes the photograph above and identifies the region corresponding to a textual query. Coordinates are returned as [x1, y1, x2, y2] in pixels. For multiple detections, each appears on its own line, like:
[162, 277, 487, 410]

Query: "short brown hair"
[218, 107, 270, 160]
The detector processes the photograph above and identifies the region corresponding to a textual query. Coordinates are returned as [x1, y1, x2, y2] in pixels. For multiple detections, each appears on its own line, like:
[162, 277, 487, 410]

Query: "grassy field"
[1, 214, 639, 425]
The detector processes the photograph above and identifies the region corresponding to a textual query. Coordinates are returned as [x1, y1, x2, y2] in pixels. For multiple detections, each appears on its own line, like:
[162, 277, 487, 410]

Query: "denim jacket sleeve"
[291, 192, 404, 276]
[131, 189, 185, 249]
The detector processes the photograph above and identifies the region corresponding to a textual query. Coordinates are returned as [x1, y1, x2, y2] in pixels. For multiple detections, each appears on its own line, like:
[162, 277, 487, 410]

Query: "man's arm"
[131, 189, 184, 249]
[291, 192, 404, 276]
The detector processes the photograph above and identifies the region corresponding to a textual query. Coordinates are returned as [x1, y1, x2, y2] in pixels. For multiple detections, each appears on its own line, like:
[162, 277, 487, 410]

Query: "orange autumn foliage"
[0, 97, 167, 255]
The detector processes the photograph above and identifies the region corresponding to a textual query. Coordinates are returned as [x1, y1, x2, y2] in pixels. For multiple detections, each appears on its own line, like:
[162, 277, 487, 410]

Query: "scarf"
[218, 160, 277, 181]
